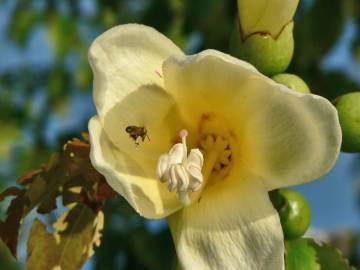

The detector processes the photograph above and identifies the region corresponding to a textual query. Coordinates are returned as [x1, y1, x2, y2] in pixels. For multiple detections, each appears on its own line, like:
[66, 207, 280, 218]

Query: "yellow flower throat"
[157, 113, 233, 205]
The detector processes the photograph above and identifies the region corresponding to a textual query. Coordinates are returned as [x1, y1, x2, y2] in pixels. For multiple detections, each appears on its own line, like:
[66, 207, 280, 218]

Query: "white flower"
[88, 24, 341, 270]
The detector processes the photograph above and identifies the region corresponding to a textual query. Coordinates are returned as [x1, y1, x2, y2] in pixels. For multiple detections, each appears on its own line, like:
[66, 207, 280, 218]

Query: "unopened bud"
[230, 22, 294, 76]
[237, 0, 299, 39]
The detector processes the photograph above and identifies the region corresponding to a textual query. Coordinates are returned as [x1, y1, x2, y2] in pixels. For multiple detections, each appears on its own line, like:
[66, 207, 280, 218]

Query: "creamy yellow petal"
[163, 50, 341, 190]
[244, 87, 341, 190]
[100, 84, 184, 164]
[89, 23, 183, 121]
[89, 116, 182, 219]
[238, 0, 299, 38]
[162, 49, 258, 130]
[168, 173, 284, 270]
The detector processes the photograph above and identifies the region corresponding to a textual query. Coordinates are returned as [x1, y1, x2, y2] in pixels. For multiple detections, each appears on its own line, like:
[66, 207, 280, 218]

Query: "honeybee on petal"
[125, 126, 149, 146]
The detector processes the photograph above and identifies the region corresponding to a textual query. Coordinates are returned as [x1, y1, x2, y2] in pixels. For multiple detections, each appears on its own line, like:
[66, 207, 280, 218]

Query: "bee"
[125, 126, 149, 146]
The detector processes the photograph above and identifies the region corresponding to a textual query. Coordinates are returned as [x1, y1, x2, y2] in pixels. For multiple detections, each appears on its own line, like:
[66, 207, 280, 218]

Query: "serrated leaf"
[286, 238, 355, 270]
[309, 240, 355, 270]
[27, 204, 104, 270]
[285, 238, 320, 270]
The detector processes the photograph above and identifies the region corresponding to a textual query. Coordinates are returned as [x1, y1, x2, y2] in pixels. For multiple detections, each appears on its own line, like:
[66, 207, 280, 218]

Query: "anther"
[156, 129, 204, 205]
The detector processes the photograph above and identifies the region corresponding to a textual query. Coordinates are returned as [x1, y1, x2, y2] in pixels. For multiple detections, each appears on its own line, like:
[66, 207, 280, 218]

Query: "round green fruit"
[335, 92, 360, 153]
[270, 189, 311, 240]
[272, 73, 311, 94]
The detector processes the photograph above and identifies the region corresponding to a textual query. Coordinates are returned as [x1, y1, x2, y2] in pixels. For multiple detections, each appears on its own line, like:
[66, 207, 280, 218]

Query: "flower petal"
[245, 89, 341, 190]
[89, 23, 183, 121]
[162, 50, 258, 129]
[163, 50, 341, 190]
[89, 116, 182, 218]
[101, 84, 183, 166]
[168, 175, 284, 270]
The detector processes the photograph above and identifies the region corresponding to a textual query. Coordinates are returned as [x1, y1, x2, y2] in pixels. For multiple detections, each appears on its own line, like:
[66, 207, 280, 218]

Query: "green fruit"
[272, 73, 311, 94]
[335, 92, 360, 152]
[270, 189, 311, 240]
[230, 21, 294, 76]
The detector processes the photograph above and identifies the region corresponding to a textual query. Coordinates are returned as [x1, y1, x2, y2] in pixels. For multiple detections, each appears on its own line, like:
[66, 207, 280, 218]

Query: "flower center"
[156, 128, 233, 206]
[199, 134, 232, 185]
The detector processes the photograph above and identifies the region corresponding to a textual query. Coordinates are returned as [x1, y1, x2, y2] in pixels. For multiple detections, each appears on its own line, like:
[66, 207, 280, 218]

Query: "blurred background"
[0, 0, 359, 269]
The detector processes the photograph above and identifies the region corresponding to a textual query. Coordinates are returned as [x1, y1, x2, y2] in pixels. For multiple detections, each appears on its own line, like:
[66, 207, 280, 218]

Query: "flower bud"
[335, 92, 360, 153]
[230, 22, 294, 76]
[270, 188, 311, 240]
[272, 73, 311, 94]
[237, 0, 299, 39]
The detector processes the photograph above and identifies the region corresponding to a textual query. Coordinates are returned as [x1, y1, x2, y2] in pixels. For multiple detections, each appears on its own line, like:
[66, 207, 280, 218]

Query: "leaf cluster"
[0, 135, 116, 270]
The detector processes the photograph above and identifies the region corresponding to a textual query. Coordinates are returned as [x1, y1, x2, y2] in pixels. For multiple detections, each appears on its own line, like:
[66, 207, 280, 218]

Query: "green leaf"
[47, 14, 80, 59]
[0, 123, 20, 160]
[292, 0, 345, 71]
[75, 58, 92, 90]
[309, 241, 355, 270]
[9, 8, 41, 45]
[285, 238, 355, 270]
[27, 204, 104, 270]
[0, 240, 22, 270]
[285, 238, 320, 270]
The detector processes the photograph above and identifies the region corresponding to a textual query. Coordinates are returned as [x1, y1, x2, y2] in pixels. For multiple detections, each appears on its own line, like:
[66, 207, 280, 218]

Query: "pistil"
[199, 134, 232, 180]
[201, 149, 219, 185]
